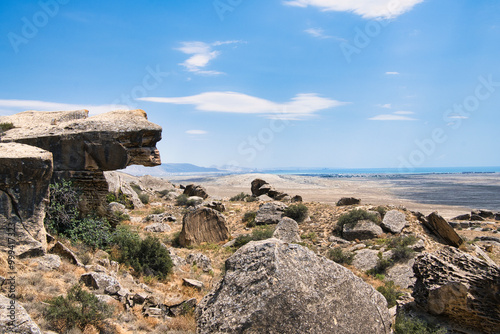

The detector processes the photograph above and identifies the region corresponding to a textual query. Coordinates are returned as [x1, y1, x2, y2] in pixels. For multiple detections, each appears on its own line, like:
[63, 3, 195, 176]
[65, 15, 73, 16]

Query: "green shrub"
[139, 193, 150, 204]
[44, 180, 81, 235]
[186, 198, 198, 207]
[394, 313, 447, 334]
[243, 211, 257, 227]
[375, 206, 387, 218]
[111, 226, 172, 278]
[0, 122, 14, 133]
[232, 225, 275, 249]
[152, 207, 165, 214]
[389, 235, 418, 248]
[328, 247, 354, 265]
[230, 192, 250, 201]
[283, 204, 309, 223]
[113, 211, 130, 222]
[389, 235, 417, 262]
[377, 281, 403, 308]
[301, 231, 317, 242]
[337, 209, 380, 230]
[68, 216, 112, 250]
[368, 252, 394, 275]
[105, 193, 117, 203]
[45, 284, 112, 333]
[130, 183, 142, 195]
[105, 190, 134, 209]
[176, 194, 188, 206]
[246, 196, 258, 202]
[158, 189, 174, 196]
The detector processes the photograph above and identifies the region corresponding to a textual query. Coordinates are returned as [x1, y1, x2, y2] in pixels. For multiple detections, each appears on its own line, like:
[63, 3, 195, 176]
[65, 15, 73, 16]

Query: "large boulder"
[184, 184, 209, 199]
[0, 295, 42, 333]
[179, 208, 229, 247]
[0, 143, 52, 258]
[471, 209, 494, 219]
[196, 239, 391, 333]
[342, 220, 383, 241]
[413, 246, 500, 333]
[251, 178, 269, 197]
[421, 212, 463, 247]
[337, 197, 361, 206]
[255, 202, 287, 225]
[272, 217, 301, 243]
[380, 210, 407, 234]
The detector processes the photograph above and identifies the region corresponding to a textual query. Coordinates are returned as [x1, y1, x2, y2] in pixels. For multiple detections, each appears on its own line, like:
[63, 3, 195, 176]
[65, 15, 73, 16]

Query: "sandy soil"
[165, 173, 500, 219]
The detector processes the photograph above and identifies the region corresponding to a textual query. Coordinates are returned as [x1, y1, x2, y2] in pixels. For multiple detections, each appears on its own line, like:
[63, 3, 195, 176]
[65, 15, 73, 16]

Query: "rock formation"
[343, 220, 383, 241]
[413, 246, 500, 333]
[0, 143, 52, 257]
[196, 238, 391, 333]
[0, 110, 162, 211]
[418, 212, 463, 247]
[0, 295, 42, 333]
[251, 178, 288, 200]
[183, 184, 209, 199]
[179, 208, 229, 247]
[380, 210, 407, 234]
[337, 197, 361, 206]
[255, 202, 287, 225]
[272, 217, 301, 243]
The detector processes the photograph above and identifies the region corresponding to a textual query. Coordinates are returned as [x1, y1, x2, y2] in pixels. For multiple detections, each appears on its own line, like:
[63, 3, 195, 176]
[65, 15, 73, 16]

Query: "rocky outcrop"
[419, 212, 463, 247]
[255, 202, 287, 225]
[471, 209, 494, 219]
[80, 272, 121, 291]
[337, 197, 361, 206]
[413, 247, 500, 333]
[272, 217, 301, 243]
[0, 110, 162, 212]
[343, 220, 383, 241]
[186, 253, 213, 272]
[251, 178, 288, 200]
[0, 143, 52, 257]
[380, 210, 407, 234]
[183, 184, 209, 199]
[196, 238, 391, 333]
[0, 295, 42, 334]
[179, 208, 229, 247]
[144, 223, 171, 233]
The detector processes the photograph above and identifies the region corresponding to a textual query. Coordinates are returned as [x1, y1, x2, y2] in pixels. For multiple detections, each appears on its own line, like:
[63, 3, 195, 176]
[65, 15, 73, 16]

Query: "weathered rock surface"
[179, 208, 229, 247]
[250, 178, 288, 200]
[255, 202, 287, 225]
[0, 295, 42, 334]
[104, 171, 144, 209]
[50, 241, 83, 266]
[337, 197, 361, 206]
[144, 222, 171, 233]
[413, 246, 500, 333]
[80, 272, 121, 291]
[0, 143, 52, 257]
[184, 184, 209, 199]
[352, 249, 379, 271]
[471, 209, 494, 219]
[30, 254, 61, 271]
[183, 278, 203, 289]
[452, 213, 471, 221]
[385, 259, 416, 289]
[272, 217, 301, 243]
[343, 220, 383, 241]
[186, 253, 213, 272]
[196, 238, 391, 334]
[204, 201, 226, 212]
[291, 195, 303, 203]
[380, 210, 407, 234]
[421, 212, 463, 247]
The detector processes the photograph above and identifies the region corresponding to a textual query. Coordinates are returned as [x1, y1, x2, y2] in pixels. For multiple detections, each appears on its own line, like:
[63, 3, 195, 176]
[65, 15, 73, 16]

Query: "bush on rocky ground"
[337, 209, 380, 230]
[328, 247, 354, 265]
[283, 204, 309, 223]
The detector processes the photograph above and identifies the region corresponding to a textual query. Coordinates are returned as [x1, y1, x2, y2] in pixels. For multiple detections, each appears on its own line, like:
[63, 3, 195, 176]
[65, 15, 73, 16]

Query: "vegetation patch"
[394, 313, 447, 334]
[0, 122, 14, 134]
[327, 247, 354, 265]
[337, 209, 381, 230]
[243, 211, 257, 227]
[376, 280, 403, 308]
[283, 204, 309, 223]
[232, 225, 275, 249]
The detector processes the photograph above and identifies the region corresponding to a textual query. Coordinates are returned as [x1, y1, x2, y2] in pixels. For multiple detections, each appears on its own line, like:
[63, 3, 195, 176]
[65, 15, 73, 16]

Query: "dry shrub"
[166, 314, 197, 332]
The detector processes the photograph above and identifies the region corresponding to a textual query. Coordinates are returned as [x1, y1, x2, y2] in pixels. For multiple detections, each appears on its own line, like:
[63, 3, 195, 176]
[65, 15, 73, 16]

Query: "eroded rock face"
[343, 220, 383, 241]
[413, 246, 500, 333]
[179, 208, 229, 247]
[251, 178, 288, 200]
[196, 238, 391, 334]
[0, 143, 52, 257]
[183, 184, 209, 199]
[0, 295, 42, 334]
[421, 212, 463, 247]
[255, 202, 287, 225]
[337, 197, 361, 206]
[272, 217, 301, 243]
[380, 210, 407, 234]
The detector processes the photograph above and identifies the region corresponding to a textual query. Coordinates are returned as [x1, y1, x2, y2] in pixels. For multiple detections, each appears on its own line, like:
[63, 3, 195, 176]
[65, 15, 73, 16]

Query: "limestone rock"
[144, 222, 171, 233]
[423, 212, 463, 247]
[380, 210, 407, 234]
[0, 295, 42, 334]
[183, 184, 209, 199]
[471, 209, 494, 219]
[413, 246, 500, 333]
[342, 220, 383, 241]
[30, 254, 61, 271]
[452, 213, 471, 221]
[337, 197, 361, 206]
[179, 208, 229, 247]
[272, 217, 301, 243]
[251, 178, 269, 196]
[104, 171, 143, 209]
[142, 213, 176, 224]
[352, 249, 379, 271]
[165, 246, 187, 268]
[196, 238, 391, 334]
[50, 241, 83, 266]
[0, 143, 52, 258]
[291, 195, 303, 203]
[169, 298, 197, 317]
[108, 202, 126, 213]
[186, 253, 213, 272]
[187, 196, 204, 206]
[385, 259, 416, 289]
[255, 202, 287, 225]
[204, 201, 226, 212]
[183, 278, 203, 289]
[80, 272, 120, 291]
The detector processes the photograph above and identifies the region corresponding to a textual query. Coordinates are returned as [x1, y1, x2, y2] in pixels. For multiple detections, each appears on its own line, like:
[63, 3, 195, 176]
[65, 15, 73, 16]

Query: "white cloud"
[0, 99, 129, 116]
[385, 71, 400, 75]
[139, 91, 347, 120]
[449, 115, 469, 119]
[377, 103, 392, 109]
[176, 40, 241, 75]
[394, 111, 414, 115]
[305, 28, 331, 38]
[283, 0, 424, 19]
[186, 130, 208, 135]
[369, 113, 417, 121]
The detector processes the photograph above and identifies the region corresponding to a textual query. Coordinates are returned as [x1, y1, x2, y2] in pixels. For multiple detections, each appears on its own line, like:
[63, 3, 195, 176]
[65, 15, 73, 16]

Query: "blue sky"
[1, 0, 500, 170]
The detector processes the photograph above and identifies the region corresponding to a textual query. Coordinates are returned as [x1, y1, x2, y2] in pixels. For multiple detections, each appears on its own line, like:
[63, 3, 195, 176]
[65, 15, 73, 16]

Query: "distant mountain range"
[121, 163, 256, 176]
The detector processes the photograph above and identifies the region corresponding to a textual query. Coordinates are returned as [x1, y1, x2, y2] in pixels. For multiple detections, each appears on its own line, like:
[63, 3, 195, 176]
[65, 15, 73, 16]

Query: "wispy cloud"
[0, 99, 128, 116]
[377, 103, 392, 109]
[385, 71, 400, 75]
[369, 112, 417, 121]
[176, 40, 241, 75]
[139, 91, 348, 120]
[283, 0, 424, 19]
[186, 130, 208, 135]
[304, 28, 346, 41]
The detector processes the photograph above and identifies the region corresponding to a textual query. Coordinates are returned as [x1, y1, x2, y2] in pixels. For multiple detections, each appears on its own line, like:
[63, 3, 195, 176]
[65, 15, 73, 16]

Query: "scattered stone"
[471, 209, 494, 219]
[255, 202, 287, 225]
[108, 202, 126, 213]
[470, 214, 485, 221]
[336, 197, 361, 206]
[196, 238, 391, 334]
[132, 292, 149, 305]
[80, 272, 120, 291]
[409, 239, 426, 252]
[328, 235, 351, 245]
[144, 222, 171, 233]
[183, 278, 204, 290]
[452, 213, 471, 221]
[31, 254, 61, 271]
[257, 194, 273, 202]
[143, 307, 164, 318]
[204, 201, 226, 212]
[104, 283, 122, 296]
[422, 212, 463, 247]
[184, 184, 209, 199]
[477, 236, 500, 244]
[169, 298, 197, 317]
[413, 246, 500, 333]
[272, 217, 301, 243]
[50, 241, 83, 266]
[291, 195, 303, 203]
[352, 249, 379, 271]
[222, 238, 238, 248]
[495, 212, 500, 221]
[0, 295, 42, 334]
[96, 295, 115, 304]
[142, 213, 175, 224]
[165, 246, 187, 268]
[179, 208, 229, 247]
[342, 220, 383, 241]
[186, 253, 213, 272]
[380, 210, 407, 234]
[251, 178, 270, 196]
[385, 259, 416, 289]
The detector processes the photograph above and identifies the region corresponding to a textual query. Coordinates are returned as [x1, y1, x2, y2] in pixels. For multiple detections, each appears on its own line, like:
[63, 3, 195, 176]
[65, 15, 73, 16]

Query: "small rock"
[352, 249, 379, 271]
[144, 222, 171, 233]
[222, 239, 238, 248]
[169, 298, 197, 317]
[50, 241, 83, 266]
[179, 207, 229, 247]
[104, 283, 122, 295]
[273, 217, 301, 243]
[31, 254, 61, 271]
[80, 272, 120, 290]
[342, 220, 383, 241]
[184, 184, 209, 199]
[385, 259, 416, 289]
[204, 201, 226, 212]
[108, 202, 126, 213]
[409, 239, 425, 252]
[183, 278, 204, 289]
[471, 209, 494, 219]
[470, 214, 485, 221]
[186, 253, 213, 272]
[336, 197, 361, 206]
[255, 202, 287, 225]
[133, 292, 149, 305]
[187, 196, 204, 206]
[452, 213, 471, 221]
[380, 210, 406, 234]
[291, 195, 303, 203]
